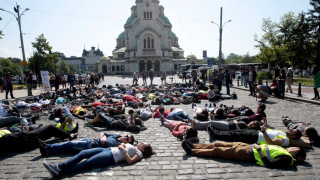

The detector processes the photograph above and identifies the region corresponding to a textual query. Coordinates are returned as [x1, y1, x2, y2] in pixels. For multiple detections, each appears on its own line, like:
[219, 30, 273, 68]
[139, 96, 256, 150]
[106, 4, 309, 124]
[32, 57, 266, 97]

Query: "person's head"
[119, 135, 135, 145]
[287, 147, 306, 164]
[312, 65, 319, 75]
[184, 127, 199, 142]
[286, 129, 302, 140]
[209, 85, 214, 90]
[244, 108, 254, 116]
[272, 79, 277, 84]
[280, 69, 285, 75]
[197, 109, 209, 121]
[158, 107, 165, 114]
[137, 143, 155, 158]
[288, 68, 293, 72]
[128, 109, 135, 115]
[305, 127, 319, 142]
[248, 121, 261, 130]
[257, 104, 266, 113]
[257, 79, 262, 85]
[117, 105, 124, 111]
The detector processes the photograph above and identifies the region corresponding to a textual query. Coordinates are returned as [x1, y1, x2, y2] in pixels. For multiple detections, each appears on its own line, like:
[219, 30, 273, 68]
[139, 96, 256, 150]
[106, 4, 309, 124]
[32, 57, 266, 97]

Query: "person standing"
[5, 73, 14, 99]
[248, 66, 257, 96]
[26, 72, 33, 96]
[0, 76, 3, 93]
[286, 68, 293, 93]
[32, 72, 37, 89]
[224, 69, 231, 95]
[55, 74, 61, 91]
[161, 72, 167, 85]
[182, 70, 187, 83]
[149, 69, 154, 86]
[201, 69, 207, 85]
[311, 65, 320, 100]
[142, 70, 147, 85]
[278, 69, 286, 99]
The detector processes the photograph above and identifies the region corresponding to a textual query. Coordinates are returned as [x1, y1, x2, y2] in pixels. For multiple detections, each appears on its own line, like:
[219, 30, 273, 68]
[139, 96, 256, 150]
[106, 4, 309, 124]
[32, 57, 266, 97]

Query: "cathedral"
[98, 0, 198, 75]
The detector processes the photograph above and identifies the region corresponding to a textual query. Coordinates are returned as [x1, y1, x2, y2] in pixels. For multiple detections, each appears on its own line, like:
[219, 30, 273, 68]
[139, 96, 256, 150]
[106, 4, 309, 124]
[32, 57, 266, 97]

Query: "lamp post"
[211, 7, 231, 69]
[0, 4, 29, 69]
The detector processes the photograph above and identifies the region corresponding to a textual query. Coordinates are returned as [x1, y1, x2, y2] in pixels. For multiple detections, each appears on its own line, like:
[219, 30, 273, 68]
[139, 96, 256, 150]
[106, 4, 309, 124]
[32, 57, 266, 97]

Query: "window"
[116, 66, 120, 71]
[144, 11, 152, 19]
[112, 66, 115, 72]
[134, 52, 136, 58]
[144, 36, 154, 49]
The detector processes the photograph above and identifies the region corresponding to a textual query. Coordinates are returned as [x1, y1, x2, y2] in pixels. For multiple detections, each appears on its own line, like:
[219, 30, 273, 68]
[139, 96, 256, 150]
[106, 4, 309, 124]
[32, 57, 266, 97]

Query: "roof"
[160, 15, 172, 26]
[113, 47, 126, 53]
[124, 15, 137, 26]
[172, 46, 184, 52]
[118, 32, 125, 39]
[171, 32, 177, 38]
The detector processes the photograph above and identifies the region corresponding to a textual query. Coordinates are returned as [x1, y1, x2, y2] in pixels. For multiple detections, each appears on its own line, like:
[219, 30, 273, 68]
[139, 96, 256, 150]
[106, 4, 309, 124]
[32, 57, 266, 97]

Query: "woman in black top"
[278, 69, 286, 99]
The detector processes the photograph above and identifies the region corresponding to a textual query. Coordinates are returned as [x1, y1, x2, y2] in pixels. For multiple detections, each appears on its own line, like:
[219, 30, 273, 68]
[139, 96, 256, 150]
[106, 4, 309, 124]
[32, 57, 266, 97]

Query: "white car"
[235, 71, 241, 80]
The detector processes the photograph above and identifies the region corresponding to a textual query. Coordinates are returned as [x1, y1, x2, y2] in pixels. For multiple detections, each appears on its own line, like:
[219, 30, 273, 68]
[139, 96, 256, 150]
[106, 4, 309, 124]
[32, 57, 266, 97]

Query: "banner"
[40, 71, 51, 92]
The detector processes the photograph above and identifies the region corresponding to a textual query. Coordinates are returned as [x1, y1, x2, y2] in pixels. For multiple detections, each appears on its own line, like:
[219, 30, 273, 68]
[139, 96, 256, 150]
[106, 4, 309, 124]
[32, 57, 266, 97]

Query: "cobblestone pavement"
[0, 76, 320, 179]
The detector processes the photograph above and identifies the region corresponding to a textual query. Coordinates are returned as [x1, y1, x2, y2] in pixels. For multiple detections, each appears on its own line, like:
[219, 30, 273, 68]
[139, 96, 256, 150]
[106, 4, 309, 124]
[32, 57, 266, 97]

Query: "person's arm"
[100, 133, 107, 146]
[260, 123, 284, 146]
[118, 144, 142, 164]
[233, 120, 241, 130]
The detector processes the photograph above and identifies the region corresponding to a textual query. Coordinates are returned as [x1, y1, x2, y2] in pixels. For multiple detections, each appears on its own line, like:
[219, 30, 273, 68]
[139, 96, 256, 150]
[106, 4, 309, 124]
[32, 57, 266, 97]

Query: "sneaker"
[207, 124, 215, 139]
[181, 140, 192, 154]
[140, 126, 147, 131]
[184, 139, 194, 149]
[38, 140, 47, 156]
[70, 123, 79, 133]
[69, 133, 78, 140]
[43, 161, 60, 177]
[84, 121, 92, 127]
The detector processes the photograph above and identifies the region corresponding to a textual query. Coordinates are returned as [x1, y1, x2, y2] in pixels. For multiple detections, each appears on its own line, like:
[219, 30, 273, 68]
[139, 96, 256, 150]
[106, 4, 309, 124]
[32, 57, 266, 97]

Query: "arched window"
[116, 66, 120, 71]
[150, 12, 152, 19]
[147, 37, 150, 48]
[147, 12, 149, 19]
[121, 66, 124, 71]
[144, 12, 146, 19]
[144, 39, 146, 48]
[112, 66, 115, 72]
[151, 39, 154, 49]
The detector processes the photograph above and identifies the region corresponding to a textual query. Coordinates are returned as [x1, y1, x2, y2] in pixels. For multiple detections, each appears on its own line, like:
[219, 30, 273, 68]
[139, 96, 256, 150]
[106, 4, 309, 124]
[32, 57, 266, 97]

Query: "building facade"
[98, 0, 198, 75]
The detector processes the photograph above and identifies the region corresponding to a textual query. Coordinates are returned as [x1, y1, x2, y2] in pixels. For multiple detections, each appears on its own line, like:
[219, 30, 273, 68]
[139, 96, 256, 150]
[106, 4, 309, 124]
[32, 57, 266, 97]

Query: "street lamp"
[0, 4, 29, 69]
[211, 7, 231, 69]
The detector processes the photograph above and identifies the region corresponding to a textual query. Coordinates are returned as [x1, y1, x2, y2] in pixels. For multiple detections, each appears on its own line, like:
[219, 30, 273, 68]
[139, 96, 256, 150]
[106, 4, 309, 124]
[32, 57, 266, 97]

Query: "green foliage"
[308, 0, 320, 65]
[28, 34, 59, 74]
[0, 57, 22, 75]
[68, 64, 77, 73]
[292, 77, 314, 86]
[225, 53, 256, 64]
[255, 10, 318, 69]
[257, 71, 273, 80]
[59, 60, 70, 73]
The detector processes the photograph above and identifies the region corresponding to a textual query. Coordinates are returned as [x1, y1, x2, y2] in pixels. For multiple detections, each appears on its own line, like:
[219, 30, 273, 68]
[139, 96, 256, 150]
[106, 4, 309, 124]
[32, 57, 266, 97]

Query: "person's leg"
[0, 116, 24, 128]
[180, 111, 191, 121]
[99, 114, 114, 129]
[226, 83, 230, 95]
[46, 138, 92, 155]
[58, 148, 115, 174]
[192, 142, 252, 161]
[194, 121, 230, 131]
[9, 85, 14, 98]
[28, 125, 71, 141]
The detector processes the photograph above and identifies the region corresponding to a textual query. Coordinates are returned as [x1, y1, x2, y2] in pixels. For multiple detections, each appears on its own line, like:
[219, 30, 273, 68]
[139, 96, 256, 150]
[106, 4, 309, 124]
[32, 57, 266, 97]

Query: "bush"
[257, 71, 272, 80]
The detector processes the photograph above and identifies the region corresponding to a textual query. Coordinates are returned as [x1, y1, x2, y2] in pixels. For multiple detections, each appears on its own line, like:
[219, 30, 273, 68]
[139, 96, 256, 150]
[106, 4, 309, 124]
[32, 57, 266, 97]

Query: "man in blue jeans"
[166, 109, 191, 122]
[39, 132, 134, 156]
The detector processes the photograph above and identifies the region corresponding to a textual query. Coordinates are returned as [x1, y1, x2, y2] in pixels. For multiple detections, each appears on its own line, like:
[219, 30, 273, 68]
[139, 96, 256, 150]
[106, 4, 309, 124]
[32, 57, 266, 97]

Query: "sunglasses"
[125, 135, 130, 142]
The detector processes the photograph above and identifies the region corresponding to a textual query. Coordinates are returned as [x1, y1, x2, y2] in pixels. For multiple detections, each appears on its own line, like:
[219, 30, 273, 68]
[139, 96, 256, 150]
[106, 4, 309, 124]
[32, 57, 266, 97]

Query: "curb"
[231, 86, 320, 105]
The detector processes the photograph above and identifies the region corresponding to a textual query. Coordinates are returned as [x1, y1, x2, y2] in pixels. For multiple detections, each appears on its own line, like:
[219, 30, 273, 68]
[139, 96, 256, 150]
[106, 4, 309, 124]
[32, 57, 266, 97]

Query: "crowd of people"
[0, 66, 319, 178]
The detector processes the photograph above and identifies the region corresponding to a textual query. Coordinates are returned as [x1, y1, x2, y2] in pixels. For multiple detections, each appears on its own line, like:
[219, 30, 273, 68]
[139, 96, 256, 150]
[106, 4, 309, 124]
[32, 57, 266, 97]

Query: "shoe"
[184, 139, 194, 149]
[140, 126, 147, 131]
[181, 141, 192, 154]
[43, 161, 60, 177]
[69, 133, 78, 140]
[70, 123, 79, 133]
[11, 96, 15, 99]
[311, 97, 317, 100]
[84, 121, 92, 127]
[38, 140, 47, 156]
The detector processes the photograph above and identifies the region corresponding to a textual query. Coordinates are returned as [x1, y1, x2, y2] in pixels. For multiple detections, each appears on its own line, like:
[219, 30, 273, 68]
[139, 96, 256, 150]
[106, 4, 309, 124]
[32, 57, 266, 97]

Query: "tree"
[0, 58, 21, 75]
[28, 34, 59, 75]
[59, 60, 70, 74]
[308, 0, 320, 65]
[69, 64, 77, 73]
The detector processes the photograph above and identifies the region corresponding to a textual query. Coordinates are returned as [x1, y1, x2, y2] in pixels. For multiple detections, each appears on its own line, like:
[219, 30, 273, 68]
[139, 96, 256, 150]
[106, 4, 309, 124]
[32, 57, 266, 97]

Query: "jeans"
[150, 77, 153, 85]
[59, 148, 116, 174]
[0, 116, 27, 128]
[225, 82, 230, 95]
[46, 138, 93, 155]
[278, 82, 285, 98]
[167, 111, 191, 122]
[248, 81, 255, 96]
[99, 113, 114, 129]
[27, 83, 33, 96]
[194, 121, 229, 131]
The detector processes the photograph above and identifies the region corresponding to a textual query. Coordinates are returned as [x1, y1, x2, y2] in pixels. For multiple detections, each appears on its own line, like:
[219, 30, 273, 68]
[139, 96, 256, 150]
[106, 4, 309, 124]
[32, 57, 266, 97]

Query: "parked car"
[302, 70, 311, 76]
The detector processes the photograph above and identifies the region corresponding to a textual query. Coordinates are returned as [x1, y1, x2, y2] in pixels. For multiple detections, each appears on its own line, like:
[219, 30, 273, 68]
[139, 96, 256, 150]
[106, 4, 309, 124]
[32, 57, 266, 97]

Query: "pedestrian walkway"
[231, 80, 320, 105]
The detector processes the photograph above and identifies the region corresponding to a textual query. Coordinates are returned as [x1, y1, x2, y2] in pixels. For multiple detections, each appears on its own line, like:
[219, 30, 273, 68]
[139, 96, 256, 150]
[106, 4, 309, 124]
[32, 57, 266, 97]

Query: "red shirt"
[152, 108, 172, 118]
[122, 95, 142, 103]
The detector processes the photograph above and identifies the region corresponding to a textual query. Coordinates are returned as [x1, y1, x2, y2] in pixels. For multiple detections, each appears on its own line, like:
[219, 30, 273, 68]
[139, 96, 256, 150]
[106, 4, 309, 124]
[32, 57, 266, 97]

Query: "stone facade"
[98, 0, 198, 75]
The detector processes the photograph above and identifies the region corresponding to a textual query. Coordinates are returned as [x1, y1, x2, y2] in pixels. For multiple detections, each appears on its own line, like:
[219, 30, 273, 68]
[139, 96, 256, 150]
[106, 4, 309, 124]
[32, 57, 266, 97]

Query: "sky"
[0, 0, 313, 61]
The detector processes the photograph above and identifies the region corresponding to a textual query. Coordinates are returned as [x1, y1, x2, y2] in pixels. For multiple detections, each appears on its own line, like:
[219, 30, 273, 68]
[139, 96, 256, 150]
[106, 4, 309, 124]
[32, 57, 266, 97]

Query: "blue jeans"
[46, 138, 93, 155]
[59, 148, 116, 174]
[99, 113, 114, 129]
[225, 82, 230, 95]
[167, 111, 191, 122]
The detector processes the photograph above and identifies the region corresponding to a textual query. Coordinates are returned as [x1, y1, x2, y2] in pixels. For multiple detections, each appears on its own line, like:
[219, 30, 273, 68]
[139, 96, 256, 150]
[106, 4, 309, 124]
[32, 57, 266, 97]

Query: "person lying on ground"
[39, 132, 135, 156]
[208, 121, 302, 146]
[181, 139, 306, 168]
[166, 108, 191, 122]
[193, 108, 209, 121]
[0, 125, 77, 155]
[191, 119, 260, 131]
[43, 142, 155, 177]
[282, 116, 320, 146]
